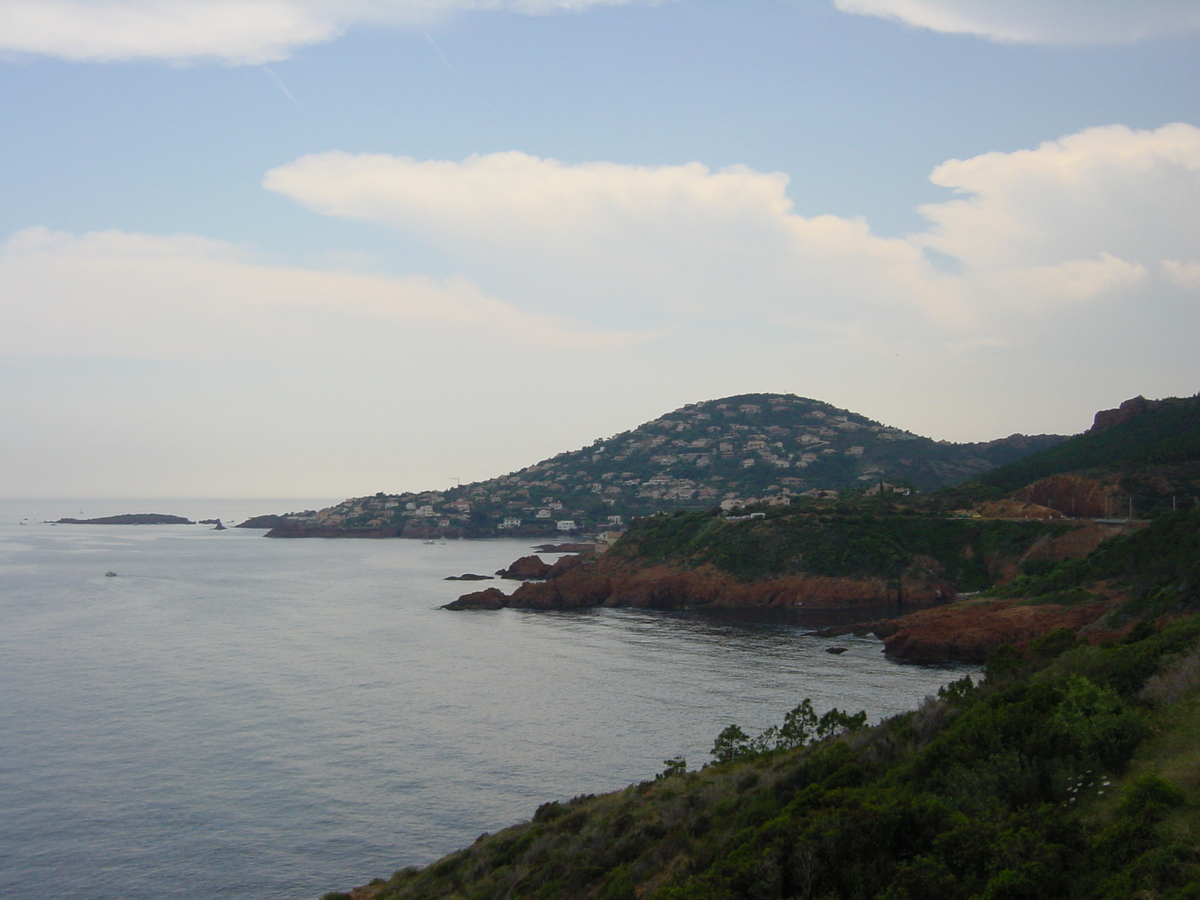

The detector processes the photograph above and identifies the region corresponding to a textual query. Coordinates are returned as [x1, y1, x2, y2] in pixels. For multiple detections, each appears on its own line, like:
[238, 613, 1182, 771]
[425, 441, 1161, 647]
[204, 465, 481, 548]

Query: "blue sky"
[2, 0, 1199, 499]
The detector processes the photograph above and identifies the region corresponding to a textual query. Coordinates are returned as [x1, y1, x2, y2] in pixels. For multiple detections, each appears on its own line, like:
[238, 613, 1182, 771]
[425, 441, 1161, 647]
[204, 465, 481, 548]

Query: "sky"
[2, 0, 1199, 500]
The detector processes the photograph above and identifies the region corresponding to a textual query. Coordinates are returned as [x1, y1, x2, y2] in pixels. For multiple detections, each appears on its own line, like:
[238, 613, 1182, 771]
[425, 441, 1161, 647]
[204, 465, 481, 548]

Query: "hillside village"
[256, 394, 1063, 538]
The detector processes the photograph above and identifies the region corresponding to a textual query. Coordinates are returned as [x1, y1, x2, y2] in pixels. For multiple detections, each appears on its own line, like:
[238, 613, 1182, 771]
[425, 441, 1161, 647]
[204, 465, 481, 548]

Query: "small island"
[51, 513, 195, 525]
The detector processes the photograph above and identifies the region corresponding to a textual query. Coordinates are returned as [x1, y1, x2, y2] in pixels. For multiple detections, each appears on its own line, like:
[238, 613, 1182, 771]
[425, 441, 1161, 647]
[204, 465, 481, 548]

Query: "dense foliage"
[972, 394, 1200, 496]
[616, 507, 1066, 588]
[998, 510, 1200, 618]
[332, 615, 1200, 900]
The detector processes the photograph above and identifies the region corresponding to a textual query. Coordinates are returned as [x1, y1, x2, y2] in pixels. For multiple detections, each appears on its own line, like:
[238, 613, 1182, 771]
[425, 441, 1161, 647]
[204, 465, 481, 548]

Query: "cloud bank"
[0, 226, 652, 359]
[264, 123, 1200, 343]
[8, 121, 1193, 378]
[834, 0, 1200, 44]
[266, 150, 947, 330]
[0, 226, 664, 497]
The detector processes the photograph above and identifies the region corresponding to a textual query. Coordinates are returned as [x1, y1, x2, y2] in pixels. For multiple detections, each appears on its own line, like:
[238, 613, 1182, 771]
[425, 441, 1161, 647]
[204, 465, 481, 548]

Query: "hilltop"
[255, 393, 1063, 538]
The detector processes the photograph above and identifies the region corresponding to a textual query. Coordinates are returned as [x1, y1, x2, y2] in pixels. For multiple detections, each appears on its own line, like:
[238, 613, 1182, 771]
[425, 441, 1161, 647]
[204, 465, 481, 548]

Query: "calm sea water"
[0, 500, 975, 900]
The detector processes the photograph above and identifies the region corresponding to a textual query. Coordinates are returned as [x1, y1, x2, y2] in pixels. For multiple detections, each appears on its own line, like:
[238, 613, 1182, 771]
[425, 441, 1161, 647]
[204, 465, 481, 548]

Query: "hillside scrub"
[613, 507, 1069, 589]
[997, 509, 1200, 619]
[971, 393, 1200, 497]
[333, 615, 1200, 900]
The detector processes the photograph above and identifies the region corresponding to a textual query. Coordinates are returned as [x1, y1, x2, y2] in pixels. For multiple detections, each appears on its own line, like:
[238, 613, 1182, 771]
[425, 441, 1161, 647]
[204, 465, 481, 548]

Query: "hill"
[950, 393, 1200, 518]
[258, 393, 1063, 538]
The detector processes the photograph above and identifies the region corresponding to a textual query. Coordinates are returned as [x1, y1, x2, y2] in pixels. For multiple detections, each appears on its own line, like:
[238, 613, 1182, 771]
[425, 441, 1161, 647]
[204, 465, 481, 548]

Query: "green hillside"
[612, 505, 1067, 588]
[998, 509, 1200, 619]
[972, 394, 1200, 497]
[262, 393, 1063, 538]
[330, 611, 1200, 900]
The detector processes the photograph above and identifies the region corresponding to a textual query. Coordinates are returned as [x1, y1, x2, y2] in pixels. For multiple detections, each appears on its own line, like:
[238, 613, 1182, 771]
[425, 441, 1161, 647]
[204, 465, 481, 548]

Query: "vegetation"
[338, 614, 1200, 900]
[52, 513, 195, 525]
[970, 394, 1200, 498]
[613, 505, 1068, 588]
[996, 510, 1200, 618]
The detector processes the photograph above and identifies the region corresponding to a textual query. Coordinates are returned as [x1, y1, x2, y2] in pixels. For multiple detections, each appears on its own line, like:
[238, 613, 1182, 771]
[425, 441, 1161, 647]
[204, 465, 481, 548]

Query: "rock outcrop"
[975, 498, 1063, 519]
[496, 555, 553, 580]
[443, 588, 509, 610]
[875, 597, 1118, 663]
[455, 553, 954, 613]
[448, 514, 1136, 665]
[265, 523, 402, 538]
[1013, 474, 1119, 519]
[1090, 395, 1159, 433]
[1021, 521, 1136, 563]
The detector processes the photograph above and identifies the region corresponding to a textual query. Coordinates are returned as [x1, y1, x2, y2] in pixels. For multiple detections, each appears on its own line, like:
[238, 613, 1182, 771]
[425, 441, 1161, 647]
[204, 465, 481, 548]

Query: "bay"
[0, 500, 974, 900]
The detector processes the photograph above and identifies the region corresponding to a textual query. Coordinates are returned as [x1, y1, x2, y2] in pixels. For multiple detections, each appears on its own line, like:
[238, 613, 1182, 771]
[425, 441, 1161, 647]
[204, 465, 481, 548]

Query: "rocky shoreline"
[447, 544, 1126, 664]
[447, 551, 952, 613]
[871, 596, 1122, 662]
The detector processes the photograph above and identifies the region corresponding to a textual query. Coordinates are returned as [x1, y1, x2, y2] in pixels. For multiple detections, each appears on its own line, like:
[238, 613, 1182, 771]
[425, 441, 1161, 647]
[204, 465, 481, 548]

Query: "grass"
[1130, 682, 1200, 832]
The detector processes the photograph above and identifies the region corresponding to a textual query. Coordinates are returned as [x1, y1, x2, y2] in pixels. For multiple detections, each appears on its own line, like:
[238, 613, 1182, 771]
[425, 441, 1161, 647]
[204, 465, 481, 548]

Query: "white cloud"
[833, 0, 1200, 44]
[0, 226, 654, 358]
[264, 151, 957, 332]
[265, 124, 1200, 334]
[0, 0, 655, 64]
[914, 123, 1200, 311]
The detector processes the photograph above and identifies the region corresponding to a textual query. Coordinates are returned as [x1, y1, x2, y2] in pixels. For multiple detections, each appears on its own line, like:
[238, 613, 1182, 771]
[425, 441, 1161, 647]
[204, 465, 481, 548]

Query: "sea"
[0, 499, 977, 900]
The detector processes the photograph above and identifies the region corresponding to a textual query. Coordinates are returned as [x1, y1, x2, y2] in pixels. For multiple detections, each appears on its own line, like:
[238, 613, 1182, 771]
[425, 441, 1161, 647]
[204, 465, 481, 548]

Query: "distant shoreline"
[50, 513, 195, 525]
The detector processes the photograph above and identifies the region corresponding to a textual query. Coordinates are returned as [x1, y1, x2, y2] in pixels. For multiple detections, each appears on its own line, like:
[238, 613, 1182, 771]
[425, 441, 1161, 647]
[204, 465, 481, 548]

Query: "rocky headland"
[446, 512, 1142, 665]
[448, 557, 950, 612]
[872, 595, 1123, 663]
